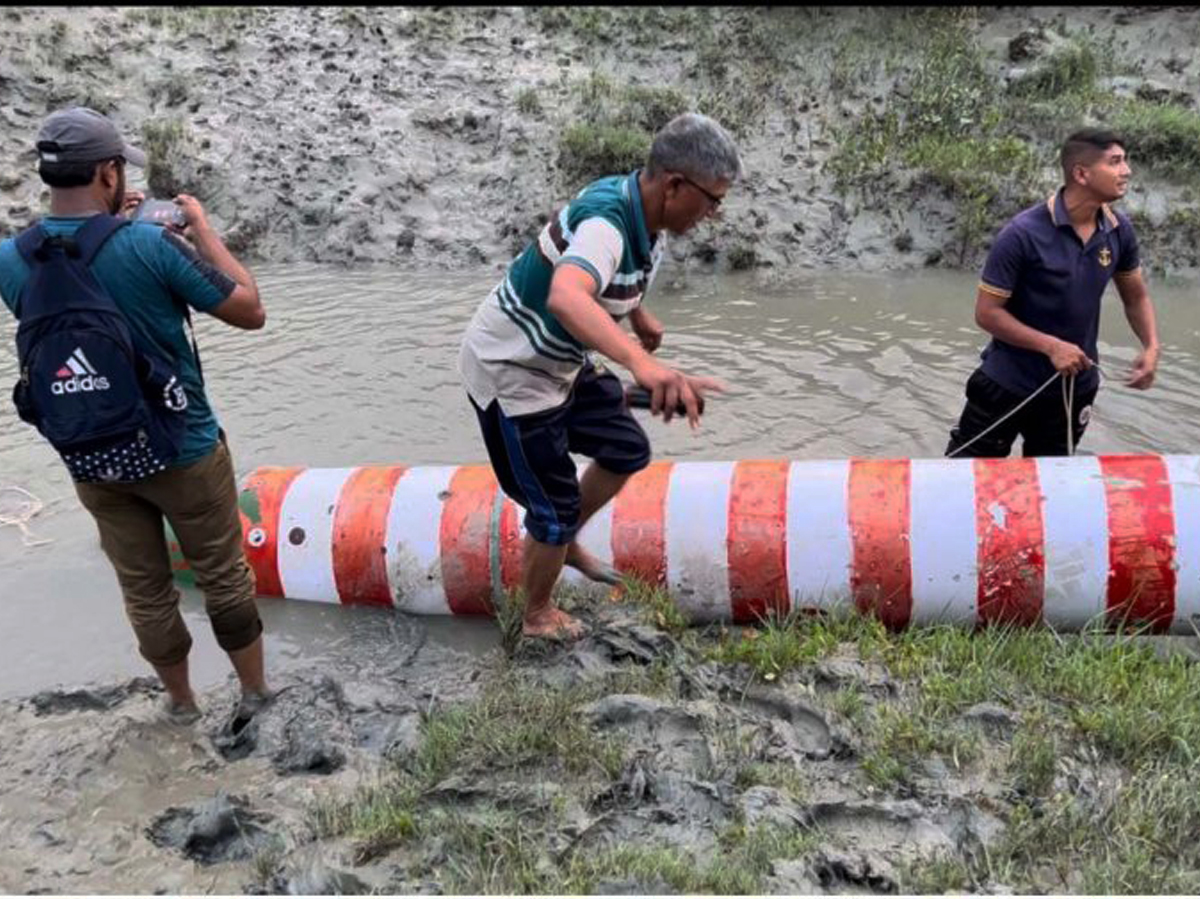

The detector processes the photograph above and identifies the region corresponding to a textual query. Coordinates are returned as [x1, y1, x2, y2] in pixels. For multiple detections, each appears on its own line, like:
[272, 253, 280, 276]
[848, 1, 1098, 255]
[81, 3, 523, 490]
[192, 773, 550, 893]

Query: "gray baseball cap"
[36, 107, 147, 168]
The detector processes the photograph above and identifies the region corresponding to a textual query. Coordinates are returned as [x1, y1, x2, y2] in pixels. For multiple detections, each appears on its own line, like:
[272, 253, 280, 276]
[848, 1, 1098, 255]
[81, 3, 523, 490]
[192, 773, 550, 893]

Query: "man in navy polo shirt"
[945, 128, 1160, 458]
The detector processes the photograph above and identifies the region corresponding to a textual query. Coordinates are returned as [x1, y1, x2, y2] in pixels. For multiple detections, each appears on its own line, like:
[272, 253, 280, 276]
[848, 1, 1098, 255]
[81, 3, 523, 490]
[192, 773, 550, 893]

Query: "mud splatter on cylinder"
[168, 455, 1200, 633]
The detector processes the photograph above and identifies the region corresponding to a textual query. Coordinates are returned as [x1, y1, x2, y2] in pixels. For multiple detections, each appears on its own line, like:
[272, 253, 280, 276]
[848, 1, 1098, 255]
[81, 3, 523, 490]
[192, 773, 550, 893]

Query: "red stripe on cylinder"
[848, 459, 913, 629]
[332, 465, 408, 606]
[1100, 454, 1176, 632]
[612, 461, 673, 585]
[728, 460, 790, 622]
[974, 457, 1045, 626]
[439, 465, 498, 615]
[241, 467, 305, 598]
[499, 498, 523, 596]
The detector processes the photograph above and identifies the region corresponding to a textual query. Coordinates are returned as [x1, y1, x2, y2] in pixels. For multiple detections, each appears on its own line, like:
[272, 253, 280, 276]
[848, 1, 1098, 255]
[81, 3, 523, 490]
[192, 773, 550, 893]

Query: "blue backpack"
[12, 214, 189, 483]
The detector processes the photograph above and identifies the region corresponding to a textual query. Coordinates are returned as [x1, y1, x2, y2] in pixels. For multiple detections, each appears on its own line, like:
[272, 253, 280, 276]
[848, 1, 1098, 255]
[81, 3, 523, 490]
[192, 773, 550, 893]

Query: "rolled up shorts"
[470, 362, 651, 545]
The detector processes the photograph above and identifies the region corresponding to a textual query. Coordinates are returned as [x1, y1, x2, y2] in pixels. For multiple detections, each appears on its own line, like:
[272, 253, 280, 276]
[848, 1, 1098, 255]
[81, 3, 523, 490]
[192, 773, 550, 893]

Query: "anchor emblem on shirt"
[1098, 247, 1112, 267]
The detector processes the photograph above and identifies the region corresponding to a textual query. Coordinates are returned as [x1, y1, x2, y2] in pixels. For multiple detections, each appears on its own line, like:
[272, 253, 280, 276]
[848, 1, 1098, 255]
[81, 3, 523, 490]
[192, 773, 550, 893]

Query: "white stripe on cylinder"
[785, 459, 852, 613]
[1165, 455, 1200, 632]
[561, 462, 615, 586]
[1037, 455, 1109, 629]
[277, 467, 356, 604]
[666, 461, 735, 621]
[385, 466, 457, 614]
[909, 458, 978, 625]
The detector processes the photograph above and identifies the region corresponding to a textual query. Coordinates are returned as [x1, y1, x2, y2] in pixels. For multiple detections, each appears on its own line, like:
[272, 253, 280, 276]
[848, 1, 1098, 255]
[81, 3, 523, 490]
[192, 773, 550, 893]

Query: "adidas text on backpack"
[11, 214, 189, 483]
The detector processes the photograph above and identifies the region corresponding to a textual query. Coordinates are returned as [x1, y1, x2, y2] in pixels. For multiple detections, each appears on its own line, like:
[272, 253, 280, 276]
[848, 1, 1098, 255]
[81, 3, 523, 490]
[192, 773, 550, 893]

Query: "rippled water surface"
[3, 263, 1200, 697]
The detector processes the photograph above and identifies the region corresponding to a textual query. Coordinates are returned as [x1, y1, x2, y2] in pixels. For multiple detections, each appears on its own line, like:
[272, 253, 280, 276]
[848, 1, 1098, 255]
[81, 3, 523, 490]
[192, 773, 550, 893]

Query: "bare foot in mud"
[564, 542, 622, 586]
[523, 607, 587, 641]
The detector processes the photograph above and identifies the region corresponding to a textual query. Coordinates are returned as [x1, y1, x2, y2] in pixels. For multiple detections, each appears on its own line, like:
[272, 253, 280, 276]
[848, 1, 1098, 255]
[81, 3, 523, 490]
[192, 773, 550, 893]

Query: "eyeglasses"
[677, 174, 723, 210]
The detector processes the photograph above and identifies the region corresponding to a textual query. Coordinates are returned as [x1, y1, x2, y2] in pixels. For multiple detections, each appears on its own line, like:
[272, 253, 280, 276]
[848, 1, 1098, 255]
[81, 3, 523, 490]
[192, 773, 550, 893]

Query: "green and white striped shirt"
[460, 170, 665, 416]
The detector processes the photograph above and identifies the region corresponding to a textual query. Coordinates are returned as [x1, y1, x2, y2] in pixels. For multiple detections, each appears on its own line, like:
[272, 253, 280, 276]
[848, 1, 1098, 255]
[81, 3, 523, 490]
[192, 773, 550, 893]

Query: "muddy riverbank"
[5, 589, 1200, 894]
[1, 7, 1200, 276]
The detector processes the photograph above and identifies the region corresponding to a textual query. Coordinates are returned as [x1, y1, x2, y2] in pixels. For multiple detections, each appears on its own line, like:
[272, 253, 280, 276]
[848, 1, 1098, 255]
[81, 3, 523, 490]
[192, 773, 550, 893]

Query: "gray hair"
[647, 113, 743, 183]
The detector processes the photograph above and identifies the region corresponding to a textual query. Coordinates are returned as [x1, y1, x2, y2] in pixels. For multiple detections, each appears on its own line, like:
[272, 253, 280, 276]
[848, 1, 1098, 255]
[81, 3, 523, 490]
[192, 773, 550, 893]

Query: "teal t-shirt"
[0, 216, 235, 465]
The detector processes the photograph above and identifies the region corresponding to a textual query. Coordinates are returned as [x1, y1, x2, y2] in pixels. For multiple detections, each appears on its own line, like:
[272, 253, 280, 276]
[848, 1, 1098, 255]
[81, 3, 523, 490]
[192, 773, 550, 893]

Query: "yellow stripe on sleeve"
[978, 282, 1012, 299]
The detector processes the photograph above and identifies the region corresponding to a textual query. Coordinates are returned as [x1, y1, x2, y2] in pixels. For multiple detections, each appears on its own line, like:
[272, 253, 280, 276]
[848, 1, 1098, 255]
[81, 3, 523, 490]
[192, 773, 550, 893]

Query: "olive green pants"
[74, 435, 261, 667]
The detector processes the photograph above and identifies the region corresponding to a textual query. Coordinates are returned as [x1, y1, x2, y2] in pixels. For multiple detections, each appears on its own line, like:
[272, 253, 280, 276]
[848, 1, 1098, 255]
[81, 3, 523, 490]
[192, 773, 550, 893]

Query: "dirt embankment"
[1, 7, 1199, 276]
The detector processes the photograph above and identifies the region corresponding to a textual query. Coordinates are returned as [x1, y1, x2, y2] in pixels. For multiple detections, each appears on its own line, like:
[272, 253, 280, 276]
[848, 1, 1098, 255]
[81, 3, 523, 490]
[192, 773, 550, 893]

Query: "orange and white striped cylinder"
[170, 454, 1200, 633]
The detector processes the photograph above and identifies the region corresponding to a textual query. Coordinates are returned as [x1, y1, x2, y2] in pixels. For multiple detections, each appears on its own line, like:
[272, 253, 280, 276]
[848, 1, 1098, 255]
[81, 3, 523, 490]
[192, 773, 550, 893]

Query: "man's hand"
[1127, 345, 1159, 390]
[1046, 338, 1093, 376]
[119, 190, 145, 218]
[630, 307, 664, 353]
[172, 193, 212, 237]
[629, 357, 725, 429]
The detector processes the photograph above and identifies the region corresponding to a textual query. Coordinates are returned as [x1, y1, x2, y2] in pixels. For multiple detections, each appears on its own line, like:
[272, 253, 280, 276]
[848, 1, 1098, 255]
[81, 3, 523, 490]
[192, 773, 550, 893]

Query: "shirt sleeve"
[556, 217, 625, 295]
[978, 224, 1025, 299]
[150, 227, 237, 313]
[0, 239, 26, 315]
[1114, 221, 1141, 277]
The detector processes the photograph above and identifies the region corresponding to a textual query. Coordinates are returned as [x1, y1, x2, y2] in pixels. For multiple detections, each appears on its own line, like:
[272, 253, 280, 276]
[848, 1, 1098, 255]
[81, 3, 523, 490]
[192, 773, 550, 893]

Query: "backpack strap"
[13, 223, 49, 266]
[71, 214, 131, 264]
[13, 215, 130, 267]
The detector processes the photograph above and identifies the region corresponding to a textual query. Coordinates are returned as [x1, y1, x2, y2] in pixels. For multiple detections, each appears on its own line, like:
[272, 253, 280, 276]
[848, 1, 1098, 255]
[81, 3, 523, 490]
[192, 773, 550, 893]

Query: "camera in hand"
[625, 384, 706, 417]
[133, 199, 186, 229]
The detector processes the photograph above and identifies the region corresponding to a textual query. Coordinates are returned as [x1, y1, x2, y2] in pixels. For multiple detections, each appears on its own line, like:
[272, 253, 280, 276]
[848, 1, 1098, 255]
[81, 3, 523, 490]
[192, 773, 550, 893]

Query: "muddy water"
[3, 265, 1200, 699]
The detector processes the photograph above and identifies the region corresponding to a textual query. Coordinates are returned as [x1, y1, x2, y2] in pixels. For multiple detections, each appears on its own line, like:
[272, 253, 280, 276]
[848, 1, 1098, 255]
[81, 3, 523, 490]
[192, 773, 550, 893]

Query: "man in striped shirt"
[460, 113, 741, 640]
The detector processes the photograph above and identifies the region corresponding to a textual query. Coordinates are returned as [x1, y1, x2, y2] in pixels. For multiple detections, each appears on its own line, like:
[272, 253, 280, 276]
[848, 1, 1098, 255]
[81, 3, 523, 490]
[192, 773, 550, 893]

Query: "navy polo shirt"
[977, 188, 1141, 395]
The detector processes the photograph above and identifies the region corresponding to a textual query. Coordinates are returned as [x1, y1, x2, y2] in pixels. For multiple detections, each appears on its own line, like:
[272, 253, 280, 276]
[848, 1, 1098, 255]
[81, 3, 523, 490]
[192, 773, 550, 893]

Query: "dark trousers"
[945, 368, 1097, 458]
[75, 435, 262, 667]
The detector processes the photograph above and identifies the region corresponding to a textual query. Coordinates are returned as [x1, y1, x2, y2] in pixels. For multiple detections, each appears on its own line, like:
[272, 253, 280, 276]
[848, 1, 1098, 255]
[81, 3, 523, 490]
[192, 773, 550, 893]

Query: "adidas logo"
[51, 347, 110, 395]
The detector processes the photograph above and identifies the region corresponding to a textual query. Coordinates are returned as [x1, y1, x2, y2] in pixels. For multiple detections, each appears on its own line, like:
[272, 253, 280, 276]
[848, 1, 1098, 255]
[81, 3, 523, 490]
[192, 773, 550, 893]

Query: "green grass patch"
[514, 87, 541, 117]
[734, 761, 810, 800]
[311, 670, 629, 852]
[861, 704, 983, 789]
[125, 6, 257, 33]
[1110, 100, 1200, 186]
[906, 761, 1200, 894]
[711, 609, 1200, 792]
[709, 606, 889, 679]
[556, 120, 650, 190]
[556, 72, 691, 190]
[1008, 38, 1099, 100]
[141, 117, 189, 197]
[409, 675, 626, 786]
[561, 823, 821, 894]
[621, 578, 690, 635]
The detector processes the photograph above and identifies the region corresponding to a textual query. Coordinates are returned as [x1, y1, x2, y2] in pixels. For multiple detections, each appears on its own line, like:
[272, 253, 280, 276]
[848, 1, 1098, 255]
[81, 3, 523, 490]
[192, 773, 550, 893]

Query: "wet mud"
[0, 597, 1038, 894]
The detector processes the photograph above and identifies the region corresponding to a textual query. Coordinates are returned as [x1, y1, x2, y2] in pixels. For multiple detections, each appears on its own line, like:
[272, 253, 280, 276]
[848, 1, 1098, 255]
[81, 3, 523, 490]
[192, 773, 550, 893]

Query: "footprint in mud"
[26, 678, 161, 716]
[768, 849, 900, 895]
[209, 674, 422, 775]
[800, 798, 1004, 863]
[145, 792, 272, 865]
[582, 694, 714, 773]
[734, 688, 840, 761]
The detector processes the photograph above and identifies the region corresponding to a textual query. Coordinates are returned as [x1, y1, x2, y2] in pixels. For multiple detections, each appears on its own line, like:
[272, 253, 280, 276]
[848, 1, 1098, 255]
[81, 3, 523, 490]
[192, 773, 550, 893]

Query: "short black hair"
[1060, 128, 1125, 183]
[37, 150, 123, 188]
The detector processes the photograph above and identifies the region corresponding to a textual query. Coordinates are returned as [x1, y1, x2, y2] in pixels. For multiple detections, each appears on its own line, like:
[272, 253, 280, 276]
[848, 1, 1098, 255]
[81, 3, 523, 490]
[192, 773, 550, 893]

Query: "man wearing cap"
[0, 107, 270, 726]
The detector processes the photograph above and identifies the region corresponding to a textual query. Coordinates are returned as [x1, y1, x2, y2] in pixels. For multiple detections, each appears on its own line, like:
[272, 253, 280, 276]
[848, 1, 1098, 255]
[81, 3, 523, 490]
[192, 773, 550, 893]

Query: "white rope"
[948, 365, 1095, 459]
[947, 371, 1062, 458]
[0, 485, 54, 547]
[1062, 372, 1076, 457]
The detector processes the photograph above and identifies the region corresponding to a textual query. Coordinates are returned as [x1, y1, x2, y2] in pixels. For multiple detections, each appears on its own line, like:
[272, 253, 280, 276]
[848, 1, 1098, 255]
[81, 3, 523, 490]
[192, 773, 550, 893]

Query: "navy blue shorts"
[470, 362, 651, 545]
